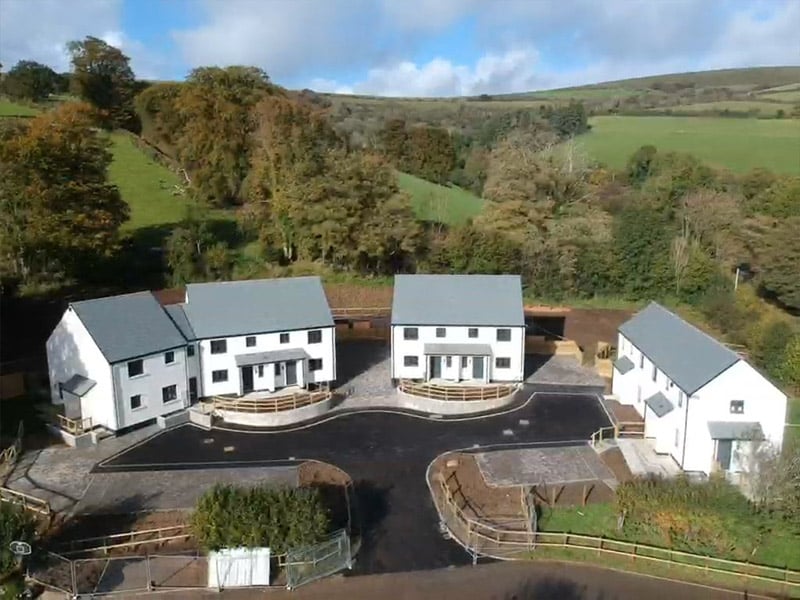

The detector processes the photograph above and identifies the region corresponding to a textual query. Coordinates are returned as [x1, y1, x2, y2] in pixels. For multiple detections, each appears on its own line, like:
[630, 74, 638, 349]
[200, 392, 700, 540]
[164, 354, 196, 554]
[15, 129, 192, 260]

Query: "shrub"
[0, 503, 36, 576]
[191, 484, 330, 553]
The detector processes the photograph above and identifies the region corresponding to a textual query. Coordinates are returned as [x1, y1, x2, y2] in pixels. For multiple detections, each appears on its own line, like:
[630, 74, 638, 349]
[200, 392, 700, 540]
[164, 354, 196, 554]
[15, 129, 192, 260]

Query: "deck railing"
[399, 380, 517, 402]
[0, 486, 51, 516]
[55, 414, 93, 435]
[60, 525, 192, 555]
[210, 386, 332, 414]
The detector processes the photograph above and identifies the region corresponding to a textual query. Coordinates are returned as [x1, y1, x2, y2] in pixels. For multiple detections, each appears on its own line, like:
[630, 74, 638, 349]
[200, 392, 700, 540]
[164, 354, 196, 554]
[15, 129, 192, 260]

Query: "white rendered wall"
[111, 347, 190, 430]
[682, 360, 787, 475]
[391, 325, 524, 382]
[46, 308, 116, 430]
[197, 326, 335, 397]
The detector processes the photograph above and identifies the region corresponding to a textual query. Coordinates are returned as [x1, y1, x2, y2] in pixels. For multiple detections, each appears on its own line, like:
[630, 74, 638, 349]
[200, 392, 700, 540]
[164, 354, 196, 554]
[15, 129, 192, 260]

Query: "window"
[404, 355, 419, 367]
[678, 392, 685, 408]
[403, 327, 418, 340]
[468, 328, 478, 338]
[495, 357, 511, 369]
[667, 379, 673, 389]
[309, 358, 323, 371]
[257, 365, 264, 377]
[127, 359, 143, 378]
[730, 400, 744, 414]
[651, 365, 657, 382]
[162, 384, 177, 403]
[280, 333, 290, 344]
[461, 356, 468, 368]
[497, 328, 511, 342]
[445, 356, 452, 367]
[436, 327, 446, 338]
[275, 363, 281, 377]
[674, 428, 679, 448]
[246, 336, 256, 347]
[164, 351, 175, 365]
[212, 369, 228, 383]
[308, 330, 322, 344]
[637, 385, 642, 404]
[186, 345, 195, 357]
[210, 339, 227, 354]
[130, 394, 142, 410]
[639, 354, 644, 368]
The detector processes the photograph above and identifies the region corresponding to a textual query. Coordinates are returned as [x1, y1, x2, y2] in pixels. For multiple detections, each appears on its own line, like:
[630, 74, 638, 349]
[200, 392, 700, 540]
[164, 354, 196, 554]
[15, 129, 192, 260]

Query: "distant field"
[0, 98, 39, 117]
[757, 90, 800, 102]
[521, 87, 641, 101]
[108, 132, 193, 230]
[397, 171, 484, 225]
[580, 116, 800, 174]
[658, 101, 792, 116]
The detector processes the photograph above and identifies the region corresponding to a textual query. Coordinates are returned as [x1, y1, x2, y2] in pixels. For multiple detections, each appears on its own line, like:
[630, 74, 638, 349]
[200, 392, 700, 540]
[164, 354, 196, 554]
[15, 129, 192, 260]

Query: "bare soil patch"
[323, 284, 392, 309]
[564, 308, 633, 356]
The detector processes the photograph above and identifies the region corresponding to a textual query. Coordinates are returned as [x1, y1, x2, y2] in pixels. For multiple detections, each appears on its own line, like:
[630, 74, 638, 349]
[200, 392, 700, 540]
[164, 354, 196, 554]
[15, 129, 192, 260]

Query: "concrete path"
[617, 438, 682, 478]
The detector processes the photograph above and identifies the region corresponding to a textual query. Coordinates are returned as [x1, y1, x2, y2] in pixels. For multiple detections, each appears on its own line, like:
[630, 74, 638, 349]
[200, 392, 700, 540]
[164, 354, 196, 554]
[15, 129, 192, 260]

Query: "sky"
[0, 0, 798, 97]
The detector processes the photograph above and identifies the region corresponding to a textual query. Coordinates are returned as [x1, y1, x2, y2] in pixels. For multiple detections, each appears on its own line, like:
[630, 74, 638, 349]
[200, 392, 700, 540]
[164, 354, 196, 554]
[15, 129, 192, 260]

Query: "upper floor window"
[497, 328, 511, 342]
[468, 328, 478, 338]
[639, 354, 644, 369]
[678, 392, 685, 408]
[210, 339, 227, 354]
[127, 359, 143, 378]
[246, 336, 256, 347]
[730, 400, 744, 414]
[308, 330, 322, 344]
[186, 345, 195, 357]
[164, 351, 175, 365]
[280, 333, 290, 344]
[404, 327, 418, 340]
[436, 327, 446, 338]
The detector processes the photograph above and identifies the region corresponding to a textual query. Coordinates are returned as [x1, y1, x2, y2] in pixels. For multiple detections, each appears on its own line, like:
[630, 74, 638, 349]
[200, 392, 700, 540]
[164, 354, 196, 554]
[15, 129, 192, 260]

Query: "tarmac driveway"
[95, 388, 610, 575]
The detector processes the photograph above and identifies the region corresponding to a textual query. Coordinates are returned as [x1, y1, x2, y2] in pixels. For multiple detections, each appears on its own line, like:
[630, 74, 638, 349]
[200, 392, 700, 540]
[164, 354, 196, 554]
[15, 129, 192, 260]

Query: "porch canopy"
[707, 421, 764, 441]
[60, 374, 96, 397]
[235, 348, 310, 367]
[613, 355, 634, 375]
[423, 343, 493, 356]
[644, 391, 674, 418]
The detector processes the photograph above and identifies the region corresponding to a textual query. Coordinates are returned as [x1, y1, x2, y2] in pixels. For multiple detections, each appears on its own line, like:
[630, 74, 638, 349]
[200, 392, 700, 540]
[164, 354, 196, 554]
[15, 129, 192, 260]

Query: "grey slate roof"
[235, 348, 310, 367]
[619, 302, 740, 395]
[424, 343, 493, 356]
[71, 292, 187, 363]
[391, 274, 524, 327]
[708, 421, 764, 440]
[644, 391, 674, 418]
[183, 277, 334, 339]
[60, 374, 96, 397]
[614, 355, 634, 375]
[165, 304, 196, 341]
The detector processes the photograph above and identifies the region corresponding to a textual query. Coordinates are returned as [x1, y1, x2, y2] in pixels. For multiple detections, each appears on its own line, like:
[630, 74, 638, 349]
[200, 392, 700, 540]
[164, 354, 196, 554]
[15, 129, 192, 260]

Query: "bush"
[0, 503, 36, 577]
[191, 484, 330, 553]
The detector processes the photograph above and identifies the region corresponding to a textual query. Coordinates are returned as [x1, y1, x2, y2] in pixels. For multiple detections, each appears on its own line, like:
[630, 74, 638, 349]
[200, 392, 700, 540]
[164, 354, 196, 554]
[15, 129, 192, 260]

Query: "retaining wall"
[46, 424, 94, 449]
[216, 395, 334, 427]
[157, 409, 190, 430]
[396, 388, 518, 415]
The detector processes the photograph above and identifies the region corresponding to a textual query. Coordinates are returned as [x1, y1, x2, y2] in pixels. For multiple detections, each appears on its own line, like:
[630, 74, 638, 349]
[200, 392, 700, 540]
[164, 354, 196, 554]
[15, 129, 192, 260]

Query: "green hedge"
[191, 484, 330, 553]
[0, 503, 36, 576]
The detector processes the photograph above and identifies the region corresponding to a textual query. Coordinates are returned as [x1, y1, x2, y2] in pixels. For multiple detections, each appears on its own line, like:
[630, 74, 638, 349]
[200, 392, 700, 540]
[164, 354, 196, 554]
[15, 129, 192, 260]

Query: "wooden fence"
[0, 486, 51, 516]
[56, 414, 93, 435]
[437, 480, 800, 591]
[60, 525, 192, 555]
[210, 386, 331, 414]
[589, 423, 644, 447]
[331, 307, 391, 319]
[0, 422, 23, 482]
[399, 380, 517, 402]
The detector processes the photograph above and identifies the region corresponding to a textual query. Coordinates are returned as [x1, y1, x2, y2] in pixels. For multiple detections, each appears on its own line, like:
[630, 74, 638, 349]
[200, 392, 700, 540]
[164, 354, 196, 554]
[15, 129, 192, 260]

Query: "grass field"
[580, 115, 800, 174]
[658, 100, 792, 116]
[397, 171, 484, 225]
[0, 98, 40, 117]
[758, 90, 800, 102]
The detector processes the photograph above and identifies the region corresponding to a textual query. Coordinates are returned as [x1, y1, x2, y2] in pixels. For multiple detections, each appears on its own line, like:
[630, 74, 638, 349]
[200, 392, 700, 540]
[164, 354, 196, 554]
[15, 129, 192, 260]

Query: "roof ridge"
[71, 290, 153, 306]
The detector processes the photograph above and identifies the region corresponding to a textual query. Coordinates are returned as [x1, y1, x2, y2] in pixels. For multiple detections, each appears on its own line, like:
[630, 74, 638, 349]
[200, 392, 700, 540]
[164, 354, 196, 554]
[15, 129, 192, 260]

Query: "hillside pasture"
[757, 90, 800, 103]
[580, 116, 800, 174]
[397, 171, 484, 225]
[657, 101, 793, 117]
[0, 98, 40, 117]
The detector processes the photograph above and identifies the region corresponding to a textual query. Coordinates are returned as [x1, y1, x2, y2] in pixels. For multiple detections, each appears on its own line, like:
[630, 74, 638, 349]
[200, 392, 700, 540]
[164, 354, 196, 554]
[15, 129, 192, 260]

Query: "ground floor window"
[257, 365, 264, 377]
[495, 357, 511, 368]
[212, 369, 228, 383]
[404, 355, 419, 367]
[130, 394, 143, 410]
[162, 384, 177, 403]
[461, 356, 468, 368]
[309, 358, 323, 371]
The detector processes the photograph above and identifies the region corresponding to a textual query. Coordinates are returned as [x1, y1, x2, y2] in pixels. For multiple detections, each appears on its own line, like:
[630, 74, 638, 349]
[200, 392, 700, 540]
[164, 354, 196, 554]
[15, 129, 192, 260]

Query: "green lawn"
[580, 115, 800, 174]
[108, 132, 194, 231]
[397, 171, 484, 225]
[0, 98, 40, 117]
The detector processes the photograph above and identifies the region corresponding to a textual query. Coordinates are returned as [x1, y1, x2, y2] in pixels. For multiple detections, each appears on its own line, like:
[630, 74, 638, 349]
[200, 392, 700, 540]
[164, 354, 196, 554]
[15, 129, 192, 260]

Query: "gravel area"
[335, 340, 395, 403]
[526, 355, 606, 387]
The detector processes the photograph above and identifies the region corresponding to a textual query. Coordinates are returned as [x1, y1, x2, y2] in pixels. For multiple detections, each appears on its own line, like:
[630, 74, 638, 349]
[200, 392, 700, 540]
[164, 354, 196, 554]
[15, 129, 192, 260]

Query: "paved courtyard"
[525, 354, 606, 389]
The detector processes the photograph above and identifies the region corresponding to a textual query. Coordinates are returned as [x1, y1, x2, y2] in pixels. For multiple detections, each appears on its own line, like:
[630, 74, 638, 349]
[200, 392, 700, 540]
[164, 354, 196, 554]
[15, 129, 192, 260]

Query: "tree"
[611, 206, 673, 298]
[1, 60, 59, 101]
[134, 82, 185, 153]
[746, 176, 800, 218]
[626, 145, 658, 186]
[0, 502, 36, 577]
[0, 102, 129, 283]
[777, 334, 800, 391]
[758, 217, 800, 310]
[404, 126, 457, 184]
[67, 37, 138, 130]
[544, 101, 590, 137]
[743, 438, 800, 527]
[678, 189, 743, 264]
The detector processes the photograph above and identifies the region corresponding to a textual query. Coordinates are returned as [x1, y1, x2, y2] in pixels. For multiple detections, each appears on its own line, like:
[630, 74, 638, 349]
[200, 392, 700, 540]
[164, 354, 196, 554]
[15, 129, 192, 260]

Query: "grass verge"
[396, 171, 484, 225]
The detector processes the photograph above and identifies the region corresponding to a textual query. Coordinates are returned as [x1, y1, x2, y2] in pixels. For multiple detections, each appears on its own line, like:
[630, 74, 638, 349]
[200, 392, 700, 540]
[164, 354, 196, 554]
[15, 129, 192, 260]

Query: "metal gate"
[285, 529, 352, 590]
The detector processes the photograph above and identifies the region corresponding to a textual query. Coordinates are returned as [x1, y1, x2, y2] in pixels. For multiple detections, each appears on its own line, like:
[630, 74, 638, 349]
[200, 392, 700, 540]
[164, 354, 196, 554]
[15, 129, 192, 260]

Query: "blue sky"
[1, 0, 798, 96]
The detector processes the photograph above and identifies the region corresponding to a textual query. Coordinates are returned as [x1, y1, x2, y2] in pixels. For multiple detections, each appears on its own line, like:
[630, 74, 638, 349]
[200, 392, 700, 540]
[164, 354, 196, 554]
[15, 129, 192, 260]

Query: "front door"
[189, 377, 198, 402]
[285, 361, 298, 386]
[429, 356, 441, 379]
[472, 356, 484, 380]
[241, 366, 254, 394]
[716, 440, 733, 471]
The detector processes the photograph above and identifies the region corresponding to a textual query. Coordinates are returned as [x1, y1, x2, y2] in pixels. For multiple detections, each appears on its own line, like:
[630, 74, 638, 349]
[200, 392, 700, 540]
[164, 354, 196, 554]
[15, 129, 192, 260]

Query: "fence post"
[145, 553, 152, 591]
[70, 557, 77, 596]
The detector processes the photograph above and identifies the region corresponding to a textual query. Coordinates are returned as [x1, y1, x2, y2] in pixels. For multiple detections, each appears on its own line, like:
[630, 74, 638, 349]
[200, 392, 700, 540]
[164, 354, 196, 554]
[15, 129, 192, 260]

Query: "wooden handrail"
[55, 414, 93, 435]
[62, 525, 192, 555]
[0, 486, 51, 516]
[399, 380, 516, 402]
[211, 387, 331, 414]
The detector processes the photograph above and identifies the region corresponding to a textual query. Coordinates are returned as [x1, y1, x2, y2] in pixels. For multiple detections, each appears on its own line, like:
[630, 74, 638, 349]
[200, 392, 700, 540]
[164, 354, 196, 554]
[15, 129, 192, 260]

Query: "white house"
[46, 277, 336, 432]
[611, 302, 787, 477]
[390, 274, 525, 384]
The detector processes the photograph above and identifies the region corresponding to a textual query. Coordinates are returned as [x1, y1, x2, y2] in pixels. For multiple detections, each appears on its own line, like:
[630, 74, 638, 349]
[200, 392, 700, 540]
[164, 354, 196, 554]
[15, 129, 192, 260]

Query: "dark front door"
[285, 361, 298, 386]
[472, 356, 484, 380]
[241, 366, 254, 394]
[716, 440, 733, 471]
[189, 377, 198, 402]
[429, 356, 441, 379]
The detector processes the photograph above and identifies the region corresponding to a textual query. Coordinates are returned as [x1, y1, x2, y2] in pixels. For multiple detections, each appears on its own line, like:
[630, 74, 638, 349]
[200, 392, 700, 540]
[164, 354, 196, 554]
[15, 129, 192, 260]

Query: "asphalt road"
[95, 389, 610, 575]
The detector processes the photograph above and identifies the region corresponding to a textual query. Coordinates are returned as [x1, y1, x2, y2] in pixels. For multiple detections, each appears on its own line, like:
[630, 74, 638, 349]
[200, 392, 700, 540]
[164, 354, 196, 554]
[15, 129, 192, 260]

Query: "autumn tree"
[611, 205, 673, 298]
[1, 60, 59, 101]
[68, 37, 138, 130]
[678, 189, 743, 264]
[0, 102, 129, 283]
[746, 176, 800, 218]
[133, 82, 185, 153]
[757, 217, 800, 310]
[404, 126, 457, 183]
